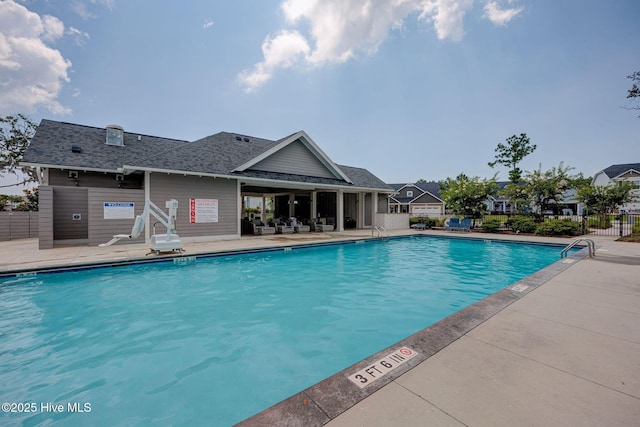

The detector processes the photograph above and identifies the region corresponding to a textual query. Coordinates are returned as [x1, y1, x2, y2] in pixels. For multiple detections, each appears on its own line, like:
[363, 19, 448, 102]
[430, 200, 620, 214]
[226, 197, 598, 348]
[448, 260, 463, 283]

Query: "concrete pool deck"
[1, 231, 639, 426]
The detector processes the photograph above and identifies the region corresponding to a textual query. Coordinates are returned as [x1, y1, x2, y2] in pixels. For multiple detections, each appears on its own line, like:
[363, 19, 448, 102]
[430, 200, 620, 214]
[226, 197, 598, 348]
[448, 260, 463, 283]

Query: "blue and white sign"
[103, 202, 135, 219]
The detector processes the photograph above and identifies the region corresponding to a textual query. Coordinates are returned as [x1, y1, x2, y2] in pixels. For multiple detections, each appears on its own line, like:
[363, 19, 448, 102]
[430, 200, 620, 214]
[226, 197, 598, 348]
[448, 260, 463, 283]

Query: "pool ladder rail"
[372, 226, 389, 238]
[561, 238, 596, 258]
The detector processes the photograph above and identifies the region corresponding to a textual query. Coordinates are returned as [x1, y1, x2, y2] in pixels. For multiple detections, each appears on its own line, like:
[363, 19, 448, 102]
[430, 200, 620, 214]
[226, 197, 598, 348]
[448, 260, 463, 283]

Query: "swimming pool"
[0, 236, 570, 426]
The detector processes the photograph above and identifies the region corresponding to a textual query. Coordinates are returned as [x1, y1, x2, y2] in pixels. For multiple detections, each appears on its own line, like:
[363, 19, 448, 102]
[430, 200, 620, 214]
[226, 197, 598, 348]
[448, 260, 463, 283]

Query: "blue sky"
[1, 0, 638, 195]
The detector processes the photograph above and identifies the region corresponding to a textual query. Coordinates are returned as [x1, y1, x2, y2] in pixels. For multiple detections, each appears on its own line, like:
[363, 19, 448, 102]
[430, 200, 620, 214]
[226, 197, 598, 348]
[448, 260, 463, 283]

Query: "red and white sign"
[189, 198, 218, 224]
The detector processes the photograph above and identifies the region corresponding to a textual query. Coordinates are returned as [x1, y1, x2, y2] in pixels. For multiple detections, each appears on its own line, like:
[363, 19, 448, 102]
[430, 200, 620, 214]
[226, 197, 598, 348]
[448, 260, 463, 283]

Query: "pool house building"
[22, 120, 393, 249]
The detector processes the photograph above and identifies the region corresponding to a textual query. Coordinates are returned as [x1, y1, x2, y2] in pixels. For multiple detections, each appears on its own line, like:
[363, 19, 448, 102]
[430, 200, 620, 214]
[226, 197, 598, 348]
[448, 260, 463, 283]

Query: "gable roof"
[232, 131, 352, 183]
[22, 120, 391, 191]
[388, 182, 443, 203]
[600, 163, 640, 179]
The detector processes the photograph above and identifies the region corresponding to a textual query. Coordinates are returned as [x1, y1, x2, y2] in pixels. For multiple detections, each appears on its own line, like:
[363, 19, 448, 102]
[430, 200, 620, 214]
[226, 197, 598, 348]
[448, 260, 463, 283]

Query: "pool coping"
[233, 242, 591, 426]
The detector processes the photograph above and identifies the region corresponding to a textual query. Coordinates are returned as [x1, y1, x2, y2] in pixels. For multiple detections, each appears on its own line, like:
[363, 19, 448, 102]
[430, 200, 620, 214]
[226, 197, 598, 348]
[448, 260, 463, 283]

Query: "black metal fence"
[482, 214, 639, 237]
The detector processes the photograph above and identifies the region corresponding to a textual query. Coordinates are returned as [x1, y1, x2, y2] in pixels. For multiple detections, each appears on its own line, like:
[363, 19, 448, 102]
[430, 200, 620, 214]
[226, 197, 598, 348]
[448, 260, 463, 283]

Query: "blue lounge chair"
[445, 217, 460, 231]
[459, 218, 472, 232]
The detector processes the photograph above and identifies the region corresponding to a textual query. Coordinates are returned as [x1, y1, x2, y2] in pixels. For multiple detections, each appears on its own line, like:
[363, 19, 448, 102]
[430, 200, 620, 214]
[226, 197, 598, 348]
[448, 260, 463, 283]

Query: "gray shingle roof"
[22, 120, 188, 171]
[388, 182, 442, 199]
[602, 163, 640, 179]
[23, 120, 391, 191]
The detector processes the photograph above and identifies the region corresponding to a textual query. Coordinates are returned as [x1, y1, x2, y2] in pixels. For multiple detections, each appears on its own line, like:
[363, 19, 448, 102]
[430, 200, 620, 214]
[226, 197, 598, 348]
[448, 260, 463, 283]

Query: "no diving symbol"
[399, 347, 413, 356]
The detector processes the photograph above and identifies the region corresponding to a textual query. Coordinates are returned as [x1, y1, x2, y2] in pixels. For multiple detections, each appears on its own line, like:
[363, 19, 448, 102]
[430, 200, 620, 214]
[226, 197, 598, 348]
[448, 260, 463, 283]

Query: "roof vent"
[243, 137, 249, 142]
[235, 136, 242, 141]
[106, 124, 125, 146]
[71, 145, 82, 153]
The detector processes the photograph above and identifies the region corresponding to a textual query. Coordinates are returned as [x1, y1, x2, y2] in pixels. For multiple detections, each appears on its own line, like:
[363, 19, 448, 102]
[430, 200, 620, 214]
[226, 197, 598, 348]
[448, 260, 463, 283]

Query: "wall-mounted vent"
[68, 170, 79, 179]
[71, 145, 82, 153]
[106, 124, 125, 146]
[115, 174, 124, 182]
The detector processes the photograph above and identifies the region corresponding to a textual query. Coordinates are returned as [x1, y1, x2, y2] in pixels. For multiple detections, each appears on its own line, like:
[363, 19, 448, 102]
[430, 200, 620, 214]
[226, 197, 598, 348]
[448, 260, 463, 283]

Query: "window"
[106, 125, 124, 146]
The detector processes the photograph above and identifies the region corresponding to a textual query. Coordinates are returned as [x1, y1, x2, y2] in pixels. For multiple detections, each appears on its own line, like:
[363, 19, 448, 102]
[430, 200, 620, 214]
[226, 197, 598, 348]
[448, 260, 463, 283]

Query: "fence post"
[619, 214, 623, 238]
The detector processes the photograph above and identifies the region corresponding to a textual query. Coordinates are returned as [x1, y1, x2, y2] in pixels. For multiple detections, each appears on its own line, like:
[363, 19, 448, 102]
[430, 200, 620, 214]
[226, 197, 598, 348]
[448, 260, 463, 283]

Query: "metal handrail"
[561, 238, 595, 258]
[372, 226, 389, 238]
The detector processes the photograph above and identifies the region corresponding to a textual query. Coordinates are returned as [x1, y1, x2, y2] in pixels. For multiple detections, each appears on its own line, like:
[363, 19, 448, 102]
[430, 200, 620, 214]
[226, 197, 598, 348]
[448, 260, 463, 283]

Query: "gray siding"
[0, 212, 38, 241]
[38, 186, 54, 249]
[377, 194, 388, 213]
[49, 169, 143, 189]
[53, 187, 88, 240]
[414, 193, 441, 204]
[249, 141, 337, 179]
[364, 193, 372, 226]
[149, 174, 238, 238]
[88, 188, 146, 246]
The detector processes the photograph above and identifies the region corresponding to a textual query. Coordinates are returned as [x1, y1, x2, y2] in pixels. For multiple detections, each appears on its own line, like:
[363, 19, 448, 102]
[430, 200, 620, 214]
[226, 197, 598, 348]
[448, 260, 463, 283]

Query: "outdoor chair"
[444, 217, 460, 231]
[252, 219, 275, 235]
[458, 218, 472, 232]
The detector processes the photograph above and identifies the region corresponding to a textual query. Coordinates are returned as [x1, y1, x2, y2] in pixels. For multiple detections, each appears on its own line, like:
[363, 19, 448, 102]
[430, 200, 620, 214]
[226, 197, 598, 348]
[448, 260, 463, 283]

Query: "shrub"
[632, 224, 640, 235]
[433, 217, 446, 227]
[410, 217, 437, 227]
[535, 219, 582, 236]
[505, 216, 537, 233]
[481, 218, 503, 233]
[587, 216, 611, 229]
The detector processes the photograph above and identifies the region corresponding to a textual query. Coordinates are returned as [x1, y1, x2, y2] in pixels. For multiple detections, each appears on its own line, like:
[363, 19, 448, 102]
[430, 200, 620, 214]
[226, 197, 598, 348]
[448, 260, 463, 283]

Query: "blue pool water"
[0, 237, 567, 426]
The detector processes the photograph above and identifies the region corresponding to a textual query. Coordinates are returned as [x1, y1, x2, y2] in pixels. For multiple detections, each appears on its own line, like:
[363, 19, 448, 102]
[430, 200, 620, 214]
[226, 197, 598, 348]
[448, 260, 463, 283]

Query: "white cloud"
[203, 19, 214, 29]
[238, 30, 310, 93]
[71, 0, 116, 20]
[419, 0, 474, 41]
[239, 0, 525, 91]
[483, 0, 523, 26]
[0, 0, 72, 115]
[67, 27, 90, 47]
[71, 1, 95, 20]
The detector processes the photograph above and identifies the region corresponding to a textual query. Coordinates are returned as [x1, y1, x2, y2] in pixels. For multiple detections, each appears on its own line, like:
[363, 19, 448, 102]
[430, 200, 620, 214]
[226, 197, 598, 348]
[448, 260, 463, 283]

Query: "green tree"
[0, 194, 24, 211]
[22, 187, 39, 211]
[577, 181, 638, 216]
[488, 133, 537, 183]
[524, 162, 576, 218]
[500, 182, 529, 215]
[626, 71, 640, 116]
[0, 114, 38, 188]
[440, 173, 498, 224]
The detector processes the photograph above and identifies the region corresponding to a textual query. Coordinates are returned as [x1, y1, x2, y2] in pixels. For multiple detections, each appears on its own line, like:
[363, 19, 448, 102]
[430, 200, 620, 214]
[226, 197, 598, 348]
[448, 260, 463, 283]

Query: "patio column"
[288, 193, 295, 218]
[237, 180, 242, 236]
[358, 192, 365, 228]
[372, 192, 379, 226]
[144, 171, 151, 241]
[311, 191, 317, 221]
[261, 196, 267, 221]
[336, 189, 344, 231]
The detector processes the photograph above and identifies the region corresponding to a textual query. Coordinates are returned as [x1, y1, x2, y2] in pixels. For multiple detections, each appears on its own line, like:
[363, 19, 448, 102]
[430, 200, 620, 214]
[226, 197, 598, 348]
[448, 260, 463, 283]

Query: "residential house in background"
[388, 182, 445, 217]
[593, 163, 640, 213]
[485, 181, 512, 213]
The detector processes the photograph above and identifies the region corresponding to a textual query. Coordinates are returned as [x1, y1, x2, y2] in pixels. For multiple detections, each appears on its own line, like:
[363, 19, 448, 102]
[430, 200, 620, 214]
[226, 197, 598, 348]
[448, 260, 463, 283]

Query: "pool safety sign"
[189, 198, 218, 223]
[103, 202, 135, 219]
[348, 346, 419, 388]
